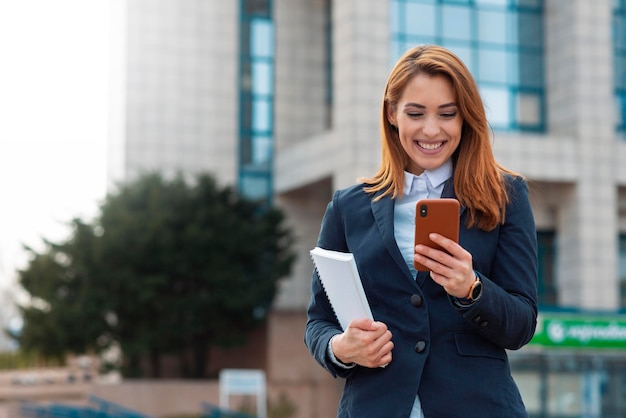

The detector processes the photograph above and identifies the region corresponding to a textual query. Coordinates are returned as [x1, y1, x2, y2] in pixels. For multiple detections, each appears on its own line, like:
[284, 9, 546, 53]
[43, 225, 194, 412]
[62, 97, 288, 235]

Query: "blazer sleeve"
[454, 176, 539, 350]
[304, 190, 357, 378]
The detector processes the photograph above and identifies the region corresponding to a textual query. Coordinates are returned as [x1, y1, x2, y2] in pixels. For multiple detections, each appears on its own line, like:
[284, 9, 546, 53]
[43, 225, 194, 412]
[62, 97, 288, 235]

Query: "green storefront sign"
[530, 314, 626, 349]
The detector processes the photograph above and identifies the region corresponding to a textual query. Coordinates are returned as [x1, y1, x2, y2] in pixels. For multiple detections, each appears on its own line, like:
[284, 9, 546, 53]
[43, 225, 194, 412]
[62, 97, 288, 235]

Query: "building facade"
[109, 0, 626, 416]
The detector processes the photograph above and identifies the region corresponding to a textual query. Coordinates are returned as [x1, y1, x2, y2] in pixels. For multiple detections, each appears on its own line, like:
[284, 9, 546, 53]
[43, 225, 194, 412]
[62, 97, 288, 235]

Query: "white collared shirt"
[394, 160, 453, 278]
[393, 160, 452, 418]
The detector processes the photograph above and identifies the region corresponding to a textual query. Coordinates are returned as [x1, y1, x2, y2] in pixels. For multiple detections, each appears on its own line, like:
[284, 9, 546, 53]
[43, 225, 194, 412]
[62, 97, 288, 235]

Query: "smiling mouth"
[417, 141, 444, 150]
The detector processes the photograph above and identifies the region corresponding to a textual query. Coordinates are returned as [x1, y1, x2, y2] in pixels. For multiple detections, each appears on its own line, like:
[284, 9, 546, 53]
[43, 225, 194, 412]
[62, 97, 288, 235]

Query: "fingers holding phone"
[413, 199, 476, 297]
[415, 233, 473, 291]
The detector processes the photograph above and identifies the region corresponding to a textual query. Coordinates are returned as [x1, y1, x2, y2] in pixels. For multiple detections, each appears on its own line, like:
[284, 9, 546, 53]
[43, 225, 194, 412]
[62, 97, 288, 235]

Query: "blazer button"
[480, 321, 489, 327]
[414, 341, 426, 353]
[410, 294, 423, 307]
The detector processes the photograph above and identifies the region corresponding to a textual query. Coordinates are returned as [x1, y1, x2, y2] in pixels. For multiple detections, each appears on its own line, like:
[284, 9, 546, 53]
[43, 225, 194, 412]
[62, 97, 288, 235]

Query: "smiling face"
[387, 73, 463, 176]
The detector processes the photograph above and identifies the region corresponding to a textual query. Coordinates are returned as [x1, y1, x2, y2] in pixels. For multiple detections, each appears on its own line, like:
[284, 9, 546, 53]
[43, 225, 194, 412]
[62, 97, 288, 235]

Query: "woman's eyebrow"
[404, 102, 457, 109]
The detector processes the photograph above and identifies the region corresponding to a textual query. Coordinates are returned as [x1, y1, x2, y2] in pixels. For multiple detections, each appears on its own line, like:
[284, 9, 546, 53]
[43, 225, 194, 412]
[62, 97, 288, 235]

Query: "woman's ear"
[386, 105, 397, 127]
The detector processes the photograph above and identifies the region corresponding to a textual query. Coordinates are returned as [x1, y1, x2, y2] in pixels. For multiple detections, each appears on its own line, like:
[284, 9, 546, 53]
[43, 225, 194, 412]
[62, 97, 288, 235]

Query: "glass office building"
[109, 0, 626, 416]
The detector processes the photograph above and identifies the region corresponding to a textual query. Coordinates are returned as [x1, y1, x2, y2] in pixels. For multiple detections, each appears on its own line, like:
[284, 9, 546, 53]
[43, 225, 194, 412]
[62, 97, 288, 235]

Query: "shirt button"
[410, 294, 423, 307]
[413, 178, 426, 193]
[414, 341, 427, 353]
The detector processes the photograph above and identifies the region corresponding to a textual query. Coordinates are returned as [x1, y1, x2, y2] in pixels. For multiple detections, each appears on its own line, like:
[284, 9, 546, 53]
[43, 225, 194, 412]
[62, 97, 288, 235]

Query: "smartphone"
[413, 198, 460, 271]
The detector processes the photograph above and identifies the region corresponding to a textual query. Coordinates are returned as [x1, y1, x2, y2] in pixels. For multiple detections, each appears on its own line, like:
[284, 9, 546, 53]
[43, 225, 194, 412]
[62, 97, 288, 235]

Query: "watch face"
[471, 281, 482, 300]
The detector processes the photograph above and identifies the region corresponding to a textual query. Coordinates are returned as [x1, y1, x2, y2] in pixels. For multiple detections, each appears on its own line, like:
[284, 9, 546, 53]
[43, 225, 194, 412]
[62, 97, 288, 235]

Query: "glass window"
[515, 0, 542, 7]
[240, 134, 272, 167]
[613, 2, 626, 135]
[252, 98, 272, 132]
[616, 55, 626, 89]
[406, 3, 436, 37]
[250, 19, 274, 58]
[241, 96, 254, 131]
[389, 0, 545, 132]
[478, 10, 507, 44]
[252, 61, 273, 96]
[240, 174, 271, 201]
[240, 134, 253, 165]
[518, 11, 543, 49]
[477, 0, 507, 6]
[446, 45, 474, 73]
[391, 1, 402, 35]
[478, 49, 508, 83]
[505, 50, 520, 84]
[442, 5, 471, 40]
[240, 61, 253, 93]
[517, 53, 541, 86]
[239, 2, 274, 204]
[481, 87, 510, 128]
[252, 135, 272, 165]
[516, 92, 541, 126]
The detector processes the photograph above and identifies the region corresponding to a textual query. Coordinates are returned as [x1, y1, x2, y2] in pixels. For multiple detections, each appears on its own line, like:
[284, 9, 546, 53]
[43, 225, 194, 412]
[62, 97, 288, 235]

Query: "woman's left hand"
[414, 233, 476, 298]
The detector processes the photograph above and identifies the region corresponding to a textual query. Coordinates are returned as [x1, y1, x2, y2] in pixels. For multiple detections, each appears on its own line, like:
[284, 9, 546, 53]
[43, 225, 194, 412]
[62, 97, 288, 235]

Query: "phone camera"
[419, 204, 428, 218]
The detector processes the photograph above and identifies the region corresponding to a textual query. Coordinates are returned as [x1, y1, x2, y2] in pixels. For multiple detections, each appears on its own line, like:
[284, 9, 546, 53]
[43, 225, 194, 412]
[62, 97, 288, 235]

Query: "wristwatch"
[465, 277, 483, 302]
[457, 276, 482, 305]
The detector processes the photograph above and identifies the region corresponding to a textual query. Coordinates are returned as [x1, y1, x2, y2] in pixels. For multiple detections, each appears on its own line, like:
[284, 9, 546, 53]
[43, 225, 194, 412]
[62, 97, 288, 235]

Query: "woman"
[304, 45, 538, 417]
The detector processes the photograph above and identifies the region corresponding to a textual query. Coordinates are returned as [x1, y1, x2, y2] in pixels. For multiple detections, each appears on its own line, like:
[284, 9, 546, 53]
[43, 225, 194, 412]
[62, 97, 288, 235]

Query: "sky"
[0, 1, 111, 295]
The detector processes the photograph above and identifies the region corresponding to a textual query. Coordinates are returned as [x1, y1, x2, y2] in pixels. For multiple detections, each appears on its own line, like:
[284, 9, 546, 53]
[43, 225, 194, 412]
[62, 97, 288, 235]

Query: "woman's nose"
[422, 116, 440, 137]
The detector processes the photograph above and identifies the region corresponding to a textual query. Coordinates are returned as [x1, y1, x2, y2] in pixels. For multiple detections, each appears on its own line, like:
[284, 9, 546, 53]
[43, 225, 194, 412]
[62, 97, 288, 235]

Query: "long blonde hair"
[361, 45, 517, 231]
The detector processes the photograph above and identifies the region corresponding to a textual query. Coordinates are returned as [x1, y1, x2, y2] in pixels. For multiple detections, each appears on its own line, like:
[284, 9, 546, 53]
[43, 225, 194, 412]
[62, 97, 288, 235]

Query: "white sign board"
[219, 369, 267, 418]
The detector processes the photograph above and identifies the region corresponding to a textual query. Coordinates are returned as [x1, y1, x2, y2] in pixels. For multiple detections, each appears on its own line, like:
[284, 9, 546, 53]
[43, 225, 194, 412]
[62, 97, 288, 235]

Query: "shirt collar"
[402, 159, 453, 195]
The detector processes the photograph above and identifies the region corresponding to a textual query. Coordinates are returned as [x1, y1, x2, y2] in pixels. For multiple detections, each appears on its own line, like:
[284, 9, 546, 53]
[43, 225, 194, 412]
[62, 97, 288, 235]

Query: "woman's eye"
[407, 113, 423, 118]
[441, 112, 457, 118]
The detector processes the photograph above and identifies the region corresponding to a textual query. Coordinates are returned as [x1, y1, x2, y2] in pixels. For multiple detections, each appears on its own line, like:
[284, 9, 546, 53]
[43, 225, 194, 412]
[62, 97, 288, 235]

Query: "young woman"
[305, 45, 538, 417]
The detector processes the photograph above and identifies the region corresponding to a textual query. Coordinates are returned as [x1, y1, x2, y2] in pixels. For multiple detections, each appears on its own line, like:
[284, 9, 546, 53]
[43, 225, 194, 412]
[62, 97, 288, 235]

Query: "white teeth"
[418, 142, 443, 150]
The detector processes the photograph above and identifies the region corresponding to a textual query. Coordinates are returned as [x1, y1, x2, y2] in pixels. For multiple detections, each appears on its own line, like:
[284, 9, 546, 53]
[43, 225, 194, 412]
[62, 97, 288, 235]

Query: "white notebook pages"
[309, 246, 373, 330]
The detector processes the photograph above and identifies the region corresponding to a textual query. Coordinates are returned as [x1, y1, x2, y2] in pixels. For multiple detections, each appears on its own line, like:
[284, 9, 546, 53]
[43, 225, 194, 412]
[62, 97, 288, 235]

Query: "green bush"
[0, 350, 64, 370]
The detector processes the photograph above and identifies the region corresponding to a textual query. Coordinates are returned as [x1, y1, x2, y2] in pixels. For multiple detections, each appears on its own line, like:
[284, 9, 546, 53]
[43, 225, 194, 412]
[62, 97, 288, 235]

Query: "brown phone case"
[413, 198, 460, 271]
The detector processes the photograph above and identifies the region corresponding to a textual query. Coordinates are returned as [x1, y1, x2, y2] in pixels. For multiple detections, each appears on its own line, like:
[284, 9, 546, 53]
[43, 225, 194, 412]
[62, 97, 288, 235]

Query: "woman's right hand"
[331, 318, 393, 368]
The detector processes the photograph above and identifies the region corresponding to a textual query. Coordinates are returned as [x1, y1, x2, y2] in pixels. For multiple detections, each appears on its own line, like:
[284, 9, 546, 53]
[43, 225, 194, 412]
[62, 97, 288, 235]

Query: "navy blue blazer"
[305, 176, 538, 418]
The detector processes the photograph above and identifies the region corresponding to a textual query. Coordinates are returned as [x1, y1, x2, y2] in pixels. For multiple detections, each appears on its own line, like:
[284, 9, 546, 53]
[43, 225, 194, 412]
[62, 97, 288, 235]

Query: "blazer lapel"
[371, 192, 415, 281]
[441, 178, 467, 216]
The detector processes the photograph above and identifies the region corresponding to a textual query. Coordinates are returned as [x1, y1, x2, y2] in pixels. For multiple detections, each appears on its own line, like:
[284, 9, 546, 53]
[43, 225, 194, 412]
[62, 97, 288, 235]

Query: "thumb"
[348, 317, 379, 331]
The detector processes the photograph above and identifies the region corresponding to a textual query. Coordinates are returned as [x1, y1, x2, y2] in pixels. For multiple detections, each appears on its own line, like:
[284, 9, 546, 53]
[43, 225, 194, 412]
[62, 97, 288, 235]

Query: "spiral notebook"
[310, 247, 373, 330]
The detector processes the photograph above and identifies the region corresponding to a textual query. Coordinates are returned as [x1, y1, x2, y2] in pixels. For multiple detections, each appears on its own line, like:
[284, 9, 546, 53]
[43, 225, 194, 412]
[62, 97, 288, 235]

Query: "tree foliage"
[14, 173, 295, 378]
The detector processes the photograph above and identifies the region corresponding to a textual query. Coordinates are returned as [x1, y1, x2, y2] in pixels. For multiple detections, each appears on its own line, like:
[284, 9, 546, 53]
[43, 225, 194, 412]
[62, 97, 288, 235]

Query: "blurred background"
[1, 0, 626, 417]
[0, 0, 109, 351]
